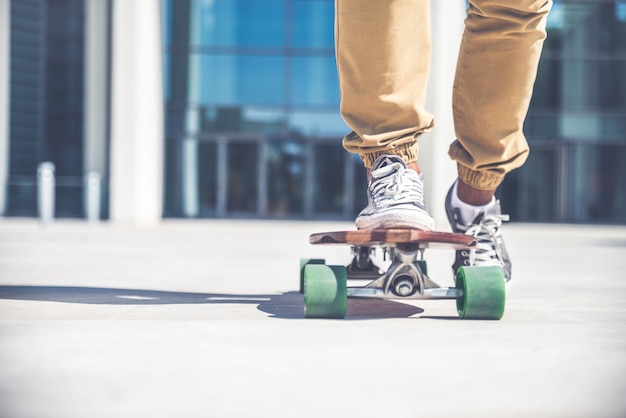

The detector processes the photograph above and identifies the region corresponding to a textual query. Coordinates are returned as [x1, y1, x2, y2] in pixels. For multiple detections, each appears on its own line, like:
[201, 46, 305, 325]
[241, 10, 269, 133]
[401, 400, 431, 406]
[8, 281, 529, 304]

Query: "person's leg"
[447, 0, 552, 282]
[450, 0, 552, 195]
[335, 0, 435, 230]
[336, 0, 434, 168]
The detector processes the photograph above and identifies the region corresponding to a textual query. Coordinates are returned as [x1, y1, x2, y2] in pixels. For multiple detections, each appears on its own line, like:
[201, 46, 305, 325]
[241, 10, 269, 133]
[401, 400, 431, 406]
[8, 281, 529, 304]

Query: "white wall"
[109, 0, 164, 224]
[420, 0, 466, 230]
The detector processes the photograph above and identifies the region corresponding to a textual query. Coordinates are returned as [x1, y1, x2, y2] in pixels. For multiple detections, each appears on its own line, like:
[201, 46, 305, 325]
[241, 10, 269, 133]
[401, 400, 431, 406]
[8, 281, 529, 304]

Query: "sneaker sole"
[356, 212, 435, 231]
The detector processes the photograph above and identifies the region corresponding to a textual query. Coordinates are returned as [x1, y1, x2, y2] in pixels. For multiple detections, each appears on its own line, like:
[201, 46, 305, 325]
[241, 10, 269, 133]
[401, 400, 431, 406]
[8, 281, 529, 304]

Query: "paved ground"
[0, 219, 624, 418]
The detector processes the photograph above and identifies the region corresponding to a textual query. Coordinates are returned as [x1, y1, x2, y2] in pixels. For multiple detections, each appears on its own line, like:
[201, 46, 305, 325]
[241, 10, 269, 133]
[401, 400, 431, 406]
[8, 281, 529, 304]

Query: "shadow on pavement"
[0, 285, 423, 320]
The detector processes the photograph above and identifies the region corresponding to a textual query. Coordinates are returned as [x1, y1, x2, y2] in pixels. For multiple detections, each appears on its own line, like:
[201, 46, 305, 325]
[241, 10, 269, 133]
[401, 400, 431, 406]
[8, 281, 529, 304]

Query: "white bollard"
[85, 172, 101, 224]
[37, 162, 55, 226]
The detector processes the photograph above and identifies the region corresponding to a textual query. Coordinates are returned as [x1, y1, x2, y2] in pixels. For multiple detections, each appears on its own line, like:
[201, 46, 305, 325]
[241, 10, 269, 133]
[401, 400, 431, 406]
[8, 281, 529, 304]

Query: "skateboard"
[301, 229, 506, 320]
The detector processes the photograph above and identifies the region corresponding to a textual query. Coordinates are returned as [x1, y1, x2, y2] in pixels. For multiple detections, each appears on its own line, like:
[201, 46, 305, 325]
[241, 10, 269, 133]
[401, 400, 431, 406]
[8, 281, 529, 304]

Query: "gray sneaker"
[445, 182, 512, 282]
[356, 155, 435, 230]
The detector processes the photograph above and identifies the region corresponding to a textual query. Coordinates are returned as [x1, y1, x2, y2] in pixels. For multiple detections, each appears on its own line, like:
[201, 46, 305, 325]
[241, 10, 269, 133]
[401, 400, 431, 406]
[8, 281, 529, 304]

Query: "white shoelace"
[458, 214, 509, 266]
[369, 163, 425, 208]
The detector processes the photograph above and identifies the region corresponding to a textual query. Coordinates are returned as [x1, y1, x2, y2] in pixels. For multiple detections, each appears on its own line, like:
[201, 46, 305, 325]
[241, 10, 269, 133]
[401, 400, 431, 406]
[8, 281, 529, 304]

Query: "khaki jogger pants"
[336, 0, 552, 190]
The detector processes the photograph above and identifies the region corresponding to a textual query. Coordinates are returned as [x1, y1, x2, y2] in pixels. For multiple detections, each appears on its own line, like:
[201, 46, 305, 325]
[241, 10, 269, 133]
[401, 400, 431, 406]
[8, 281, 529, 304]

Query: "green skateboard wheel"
[417, 260, 428, 276]
[456, 266, 506, 320]
[299, 259, 325, 293]
[304, 264, 347, 319]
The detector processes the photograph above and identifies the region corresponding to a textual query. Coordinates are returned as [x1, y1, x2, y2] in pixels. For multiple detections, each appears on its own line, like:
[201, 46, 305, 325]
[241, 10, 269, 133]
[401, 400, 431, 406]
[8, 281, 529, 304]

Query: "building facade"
[163, 0, 362, 220]
[501, 1, 626, 223]
[0, 0, 625, 224]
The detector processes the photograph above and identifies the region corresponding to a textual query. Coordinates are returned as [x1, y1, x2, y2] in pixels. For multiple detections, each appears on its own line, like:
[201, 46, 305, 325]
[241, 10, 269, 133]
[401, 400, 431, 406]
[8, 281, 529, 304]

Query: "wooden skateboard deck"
[309, 229, 476, 249]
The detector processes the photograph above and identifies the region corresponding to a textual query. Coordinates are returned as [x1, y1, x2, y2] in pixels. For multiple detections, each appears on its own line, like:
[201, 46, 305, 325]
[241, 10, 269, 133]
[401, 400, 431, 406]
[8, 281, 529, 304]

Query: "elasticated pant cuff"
[457, 164, 505, 191]
[360, 142, 419, 168]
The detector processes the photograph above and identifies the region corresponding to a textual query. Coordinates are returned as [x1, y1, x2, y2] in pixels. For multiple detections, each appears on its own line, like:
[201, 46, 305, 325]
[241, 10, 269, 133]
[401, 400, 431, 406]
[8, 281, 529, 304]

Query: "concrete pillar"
[0, 0, 9, 216]
[420, 1, 466, 230]
[182, 2, 199, 218]
[84, 0, 109, 199]
[109, 0, 164, 224]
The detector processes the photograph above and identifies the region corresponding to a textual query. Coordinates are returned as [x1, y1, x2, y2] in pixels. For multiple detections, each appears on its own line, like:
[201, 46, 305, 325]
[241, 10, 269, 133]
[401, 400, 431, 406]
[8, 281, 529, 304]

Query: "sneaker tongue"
[372, 155, 406, 171]
[484, 200, 502, 217]
[471, 200, 502, 224]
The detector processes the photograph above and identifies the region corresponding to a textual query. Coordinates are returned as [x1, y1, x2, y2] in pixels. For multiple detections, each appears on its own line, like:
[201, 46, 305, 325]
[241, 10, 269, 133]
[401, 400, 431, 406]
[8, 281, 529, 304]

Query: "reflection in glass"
[267, 140, 305, 216]
[524, 114, 560, 138]
[546, 1, 626, 52]
[530, 57, 560, 109]
[561, 59, 625, 111]
[189, 0, 285, 47]
[165, 138, 218, 218]
[197, 141, 218, 216]
[527, 1, 626, 144]
[288, 111, 347, 137]
[313, 143, 344, 214]
[167, 107, 289, 135]
[190, 54, 285, 106]
[571, 144, 626, 223]
[227, 142, 259, 213]
[293, 0, 334, 49]
[291, 56, 340, 106]
[500, 147, 559, 222]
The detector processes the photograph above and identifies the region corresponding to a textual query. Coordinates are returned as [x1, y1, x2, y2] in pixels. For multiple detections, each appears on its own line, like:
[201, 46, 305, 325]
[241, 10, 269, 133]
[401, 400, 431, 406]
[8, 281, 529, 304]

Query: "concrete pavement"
[0, 219, 625, 418]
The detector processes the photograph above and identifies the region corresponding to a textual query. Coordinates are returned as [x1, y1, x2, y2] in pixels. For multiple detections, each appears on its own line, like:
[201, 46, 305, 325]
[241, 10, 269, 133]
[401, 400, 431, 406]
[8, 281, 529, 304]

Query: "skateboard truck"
[346, 246, 383, 280]
[346, 243, 462, 300]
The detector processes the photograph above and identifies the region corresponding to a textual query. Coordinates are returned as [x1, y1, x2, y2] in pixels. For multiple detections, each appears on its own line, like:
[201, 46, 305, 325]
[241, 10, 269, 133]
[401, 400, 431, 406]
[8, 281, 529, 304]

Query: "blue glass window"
[293, 0, 335, 49]
[288, 111, 347, 136]
[546, 1, 626, 53]
[189, 0, 286, 47]
[267, 140, 305, 215]
[190, 54, 285, 106]
[313, 143, 344, 214]
[291, 56, 339, 106]
[570, 144, 626, 223]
